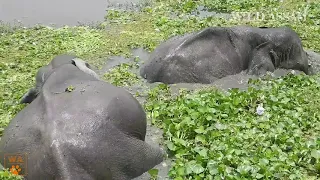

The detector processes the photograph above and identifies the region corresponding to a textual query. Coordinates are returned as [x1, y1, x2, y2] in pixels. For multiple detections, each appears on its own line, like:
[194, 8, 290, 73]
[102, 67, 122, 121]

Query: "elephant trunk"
[299, 51, 311, 75]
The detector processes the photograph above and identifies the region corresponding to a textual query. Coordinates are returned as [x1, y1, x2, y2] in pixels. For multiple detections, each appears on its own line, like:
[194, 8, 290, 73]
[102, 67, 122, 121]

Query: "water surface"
[0, 0, 141, 27]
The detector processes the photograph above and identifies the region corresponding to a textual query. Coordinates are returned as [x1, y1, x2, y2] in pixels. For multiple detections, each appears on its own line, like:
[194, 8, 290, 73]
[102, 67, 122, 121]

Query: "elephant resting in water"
[0, 54, 164, 179]
[140, 25, 311, 84]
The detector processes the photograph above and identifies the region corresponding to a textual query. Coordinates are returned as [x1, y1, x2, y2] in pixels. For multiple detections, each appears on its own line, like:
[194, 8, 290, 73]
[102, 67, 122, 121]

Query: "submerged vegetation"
[0, 0, 320, 179]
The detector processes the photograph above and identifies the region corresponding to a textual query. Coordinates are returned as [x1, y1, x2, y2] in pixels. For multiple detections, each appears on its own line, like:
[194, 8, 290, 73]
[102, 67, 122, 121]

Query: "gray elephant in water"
[140, 25, 311, 84]
[0, 54, 164, 179]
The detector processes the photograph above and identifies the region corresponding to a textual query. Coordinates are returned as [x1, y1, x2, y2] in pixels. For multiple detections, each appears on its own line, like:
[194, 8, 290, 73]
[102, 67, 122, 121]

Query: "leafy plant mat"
[103, 62, 140, 87]
[145, 74, 320, 179]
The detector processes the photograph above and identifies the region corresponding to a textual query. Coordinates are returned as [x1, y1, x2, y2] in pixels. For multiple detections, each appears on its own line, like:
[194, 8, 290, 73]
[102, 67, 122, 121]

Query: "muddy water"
[0, 0, 143, 27]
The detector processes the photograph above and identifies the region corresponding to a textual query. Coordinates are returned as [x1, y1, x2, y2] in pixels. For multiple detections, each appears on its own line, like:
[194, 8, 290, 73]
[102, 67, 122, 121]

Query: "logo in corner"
[4, 153, 27, 176]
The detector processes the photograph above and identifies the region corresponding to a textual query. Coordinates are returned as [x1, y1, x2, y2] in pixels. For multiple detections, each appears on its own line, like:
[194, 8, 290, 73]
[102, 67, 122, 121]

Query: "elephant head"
[20, 55, 100, 104]
[278, 46, 310, 75]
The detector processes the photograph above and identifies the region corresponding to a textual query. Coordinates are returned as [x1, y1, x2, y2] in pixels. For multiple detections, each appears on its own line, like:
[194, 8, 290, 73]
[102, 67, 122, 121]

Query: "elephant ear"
[20, 87, 39, 104]
[71, 58, 100, 80]
[247, 42, 276, 76]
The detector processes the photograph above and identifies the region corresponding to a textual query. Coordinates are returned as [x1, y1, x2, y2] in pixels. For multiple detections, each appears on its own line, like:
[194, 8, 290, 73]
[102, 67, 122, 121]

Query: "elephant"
[140, 25, 311, 84]
[20, 54, 99, 104]
[0, 54, 164, 179]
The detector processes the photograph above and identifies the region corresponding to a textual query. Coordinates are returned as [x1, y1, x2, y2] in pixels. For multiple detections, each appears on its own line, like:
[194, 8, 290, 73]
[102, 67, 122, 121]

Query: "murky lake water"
[0, 0, 142, 27]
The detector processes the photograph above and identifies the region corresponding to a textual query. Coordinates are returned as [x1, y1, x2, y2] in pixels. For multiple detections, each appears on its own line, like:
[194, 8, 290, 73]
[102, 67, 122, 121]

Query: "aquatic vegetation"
[145, 74, 320, 179]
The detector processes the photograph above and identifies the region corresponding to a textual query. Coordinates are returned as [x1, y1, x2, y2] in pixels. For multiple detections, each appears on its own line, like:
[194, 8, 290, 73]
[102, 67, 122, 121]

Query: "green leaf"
[255, 173, 264, 179]
[194, 126, 205, 134]
[167, 141, 176, 151]
[207, 161, 219, 175]
[194, 147, 208, 158]
[259, 158, 269, 166]
[173, 177, 184, 180]
[148, 168, 159, 177]
[311, 150, 320, 159]
[176, 166, 185, 176]
[206, 115, 213, 121]
[186, 161, 205, 174]
[195, 135, 206, 144]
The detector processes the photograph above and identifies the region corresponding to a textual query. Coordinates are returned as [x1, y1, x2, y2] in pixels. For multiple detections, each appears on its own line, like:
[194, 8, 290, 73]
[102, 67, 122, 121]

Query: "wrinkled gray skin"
[0, 55, 164, 179]
[140, 25, 310, 84]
